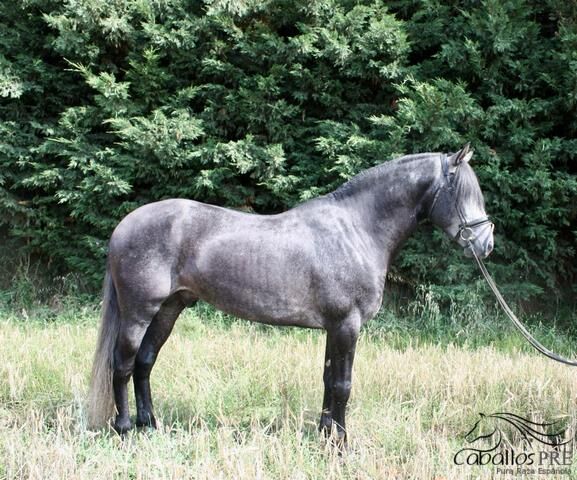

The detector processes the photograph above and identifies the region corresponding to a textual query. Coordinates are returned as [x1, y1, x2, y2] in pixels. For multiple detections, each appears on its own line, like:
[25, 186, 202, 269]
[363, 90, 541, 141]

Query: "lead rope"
[470, 246, 577, 367]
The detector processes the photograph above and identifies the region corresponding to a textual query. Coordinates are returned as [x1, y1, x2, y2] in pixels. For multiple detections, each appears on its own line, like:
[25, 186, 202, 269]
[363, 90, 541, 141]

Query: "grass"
[1, 301, 577, 479]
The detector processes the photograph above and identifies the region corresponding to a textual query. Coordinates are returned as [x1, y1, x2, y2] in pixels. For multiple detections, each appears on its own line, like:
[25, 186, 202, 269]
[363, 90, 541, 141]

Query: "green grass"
[1, 301, 577, 479]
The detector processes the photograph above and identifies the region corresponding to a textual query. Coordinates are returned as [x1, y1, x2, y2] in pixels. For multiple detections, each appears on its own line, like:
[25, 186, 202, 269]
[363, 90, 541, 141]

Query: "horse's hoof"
[114, 417, 132, 436]
[135, 414, 157, 429]
[319, 420, 348, 452]
[319, 413, 332, 435]
[327, 432, 348, 455]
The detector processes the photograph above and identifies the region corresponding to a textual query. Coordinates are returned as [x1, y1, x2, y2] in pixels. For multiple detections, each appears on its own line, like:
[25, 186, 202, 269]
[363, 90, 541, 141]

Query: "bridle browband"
[429, 154, 493, 243]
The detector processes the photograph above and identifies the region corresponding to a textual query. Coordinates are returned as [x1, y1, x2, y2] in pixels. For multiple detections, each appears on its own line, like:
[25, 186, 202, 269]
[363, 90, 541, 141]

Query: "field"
[1, 301, 577, 479]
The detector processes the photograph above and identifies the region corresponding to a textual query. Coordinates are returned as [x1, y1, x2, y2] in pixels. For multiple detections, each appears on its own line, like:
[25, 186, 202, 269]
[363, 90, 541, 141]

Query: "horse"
[87, 144, 494, 443]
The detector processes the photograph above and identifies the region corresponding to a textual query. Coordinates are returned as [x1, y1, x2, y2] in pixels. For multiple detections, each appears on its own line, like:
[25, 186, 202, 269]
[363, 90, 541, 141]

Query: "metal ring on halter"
[459, 227, 475, 242]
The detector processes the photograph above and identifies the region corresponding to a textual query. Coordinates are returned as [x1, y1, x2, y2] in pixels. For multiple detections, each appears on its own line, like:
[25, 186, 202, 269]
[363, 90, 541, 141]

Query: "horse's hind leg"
[113, 309, 155, 434]
[134, 292, 194, 428]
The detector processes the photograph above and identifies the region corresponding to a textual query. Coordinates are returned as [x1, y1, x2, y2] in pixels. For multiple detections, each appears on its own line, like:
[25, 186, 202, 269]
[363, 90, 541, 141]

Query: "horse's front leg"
[319, 338, 333, 432]
[320, 316, 360, 446]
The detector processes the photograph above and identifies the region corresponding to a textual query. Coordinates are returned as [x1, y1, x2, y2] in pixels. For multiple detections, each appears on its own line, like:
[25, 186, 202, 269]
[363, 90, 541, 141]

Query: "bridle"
[429, 154, 494, 244]
[431, 153, 577, 367]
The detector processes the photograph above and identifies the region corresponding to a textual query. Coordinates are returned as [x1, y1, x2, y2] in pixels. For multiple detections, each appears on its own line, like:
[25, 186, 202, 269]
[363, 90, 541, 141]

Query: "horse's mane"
[327, 151, 486, 214]
[329, 153, 434, 200]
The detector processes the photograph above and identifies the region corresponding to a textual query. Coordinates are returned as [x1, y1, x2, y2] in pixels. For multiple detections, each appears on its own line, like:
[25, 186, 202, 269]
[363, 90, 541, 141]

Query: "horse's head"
[465, 413, 497, 444]
[429, 144, 494, 259]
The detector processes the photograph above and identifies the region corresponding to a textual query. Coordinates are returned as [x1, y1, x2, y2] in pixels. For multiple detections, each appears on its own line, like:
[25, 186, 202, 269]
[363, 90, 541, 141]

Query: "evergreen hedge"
[1, 0, 576, 306]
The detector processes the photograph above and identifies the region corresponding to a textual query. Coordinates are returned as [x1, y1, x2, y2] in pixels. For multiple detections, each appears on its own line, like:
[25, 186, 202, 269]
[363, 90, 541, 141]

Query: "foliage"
[0, 0, 575, 305]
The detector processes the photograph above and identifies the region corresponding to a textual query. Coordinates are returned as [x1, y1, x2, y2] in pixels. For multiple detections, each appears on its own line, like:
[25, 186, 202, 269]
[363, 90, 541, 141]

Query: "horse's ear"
[448, 143, 473, 172]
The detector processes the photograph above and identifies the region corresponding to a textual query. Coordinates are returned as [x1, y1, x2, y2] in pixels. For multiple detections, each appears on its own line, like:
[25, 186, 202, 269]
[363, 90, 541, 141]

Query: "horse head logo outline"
[463, 412, 572, 452]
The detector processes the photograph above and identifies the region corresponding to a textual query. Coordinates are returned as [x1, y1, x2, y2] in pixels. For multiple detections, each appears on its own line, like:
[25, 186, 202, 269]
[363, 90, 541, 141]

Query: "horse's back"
[107, 198, 307, 310]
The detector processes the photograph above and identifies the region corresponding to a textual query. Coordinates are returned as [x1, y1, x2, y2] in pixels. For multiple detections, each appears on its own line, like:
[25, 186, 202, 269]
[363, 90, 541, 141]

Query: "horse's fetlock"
[114, 416, 132, 435]
[136, 412, 157, 429]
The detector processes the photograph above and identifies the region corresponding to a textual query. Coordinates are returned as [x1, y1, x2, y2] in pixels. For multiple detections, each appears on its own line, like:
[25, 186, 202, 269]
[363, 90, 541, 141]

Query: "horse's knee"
[331, 380, 352, 403]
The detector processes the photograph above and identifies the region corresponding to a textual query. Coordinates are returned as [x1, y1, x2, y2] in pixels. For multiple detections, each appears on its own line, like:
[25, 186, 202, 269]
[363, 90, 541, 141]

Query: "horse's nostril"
[486, 241, 493, 254]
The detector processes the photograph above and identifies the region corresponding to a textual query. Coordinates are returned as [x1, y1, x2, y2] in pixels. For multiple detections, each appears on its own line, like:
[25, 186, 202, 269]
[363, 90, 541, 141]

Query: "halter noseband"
[429, 154, 493, 243]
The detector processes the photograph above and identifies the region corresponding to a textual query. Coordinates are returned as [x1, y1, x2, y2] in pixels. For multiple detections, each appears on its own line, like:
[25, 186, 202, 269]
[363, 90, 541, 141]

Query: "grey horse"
[87, 145, 494, 443]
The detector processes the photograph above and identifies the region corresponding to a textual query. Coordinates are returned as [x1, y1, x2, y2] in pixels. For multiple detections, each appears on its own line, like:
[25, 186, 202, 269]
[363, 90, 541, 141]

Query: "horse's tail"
[86, 265, 120, 429]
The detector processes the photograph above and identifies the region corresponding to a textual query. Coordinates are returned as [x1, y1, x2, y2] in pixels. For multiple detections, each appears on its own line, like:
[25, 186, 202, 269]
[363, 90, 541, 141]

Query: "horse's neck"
[334, 157, 439, 260]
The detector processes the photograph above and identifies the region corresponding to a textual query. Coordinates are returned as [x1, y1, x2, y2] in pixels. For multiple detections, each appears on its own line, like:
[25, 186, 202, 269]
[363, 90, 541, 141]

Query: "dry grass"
[1, 308, 577, 479]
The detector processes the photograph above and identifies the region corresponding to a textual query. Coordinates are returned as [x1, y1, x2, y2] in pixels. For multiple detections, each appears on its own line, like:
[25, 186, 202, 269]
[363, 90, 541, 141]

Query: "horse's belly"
[196, 279, 323, 328]
[205, 295, 323, 328]
[187, 235, 324, 328]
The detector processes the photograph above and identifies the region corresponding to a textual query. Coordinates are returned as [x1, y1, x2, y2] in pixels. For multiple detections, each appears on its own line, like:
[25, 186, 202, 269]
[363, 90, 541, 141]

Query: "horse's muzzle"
[464, 239, 493, 259]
